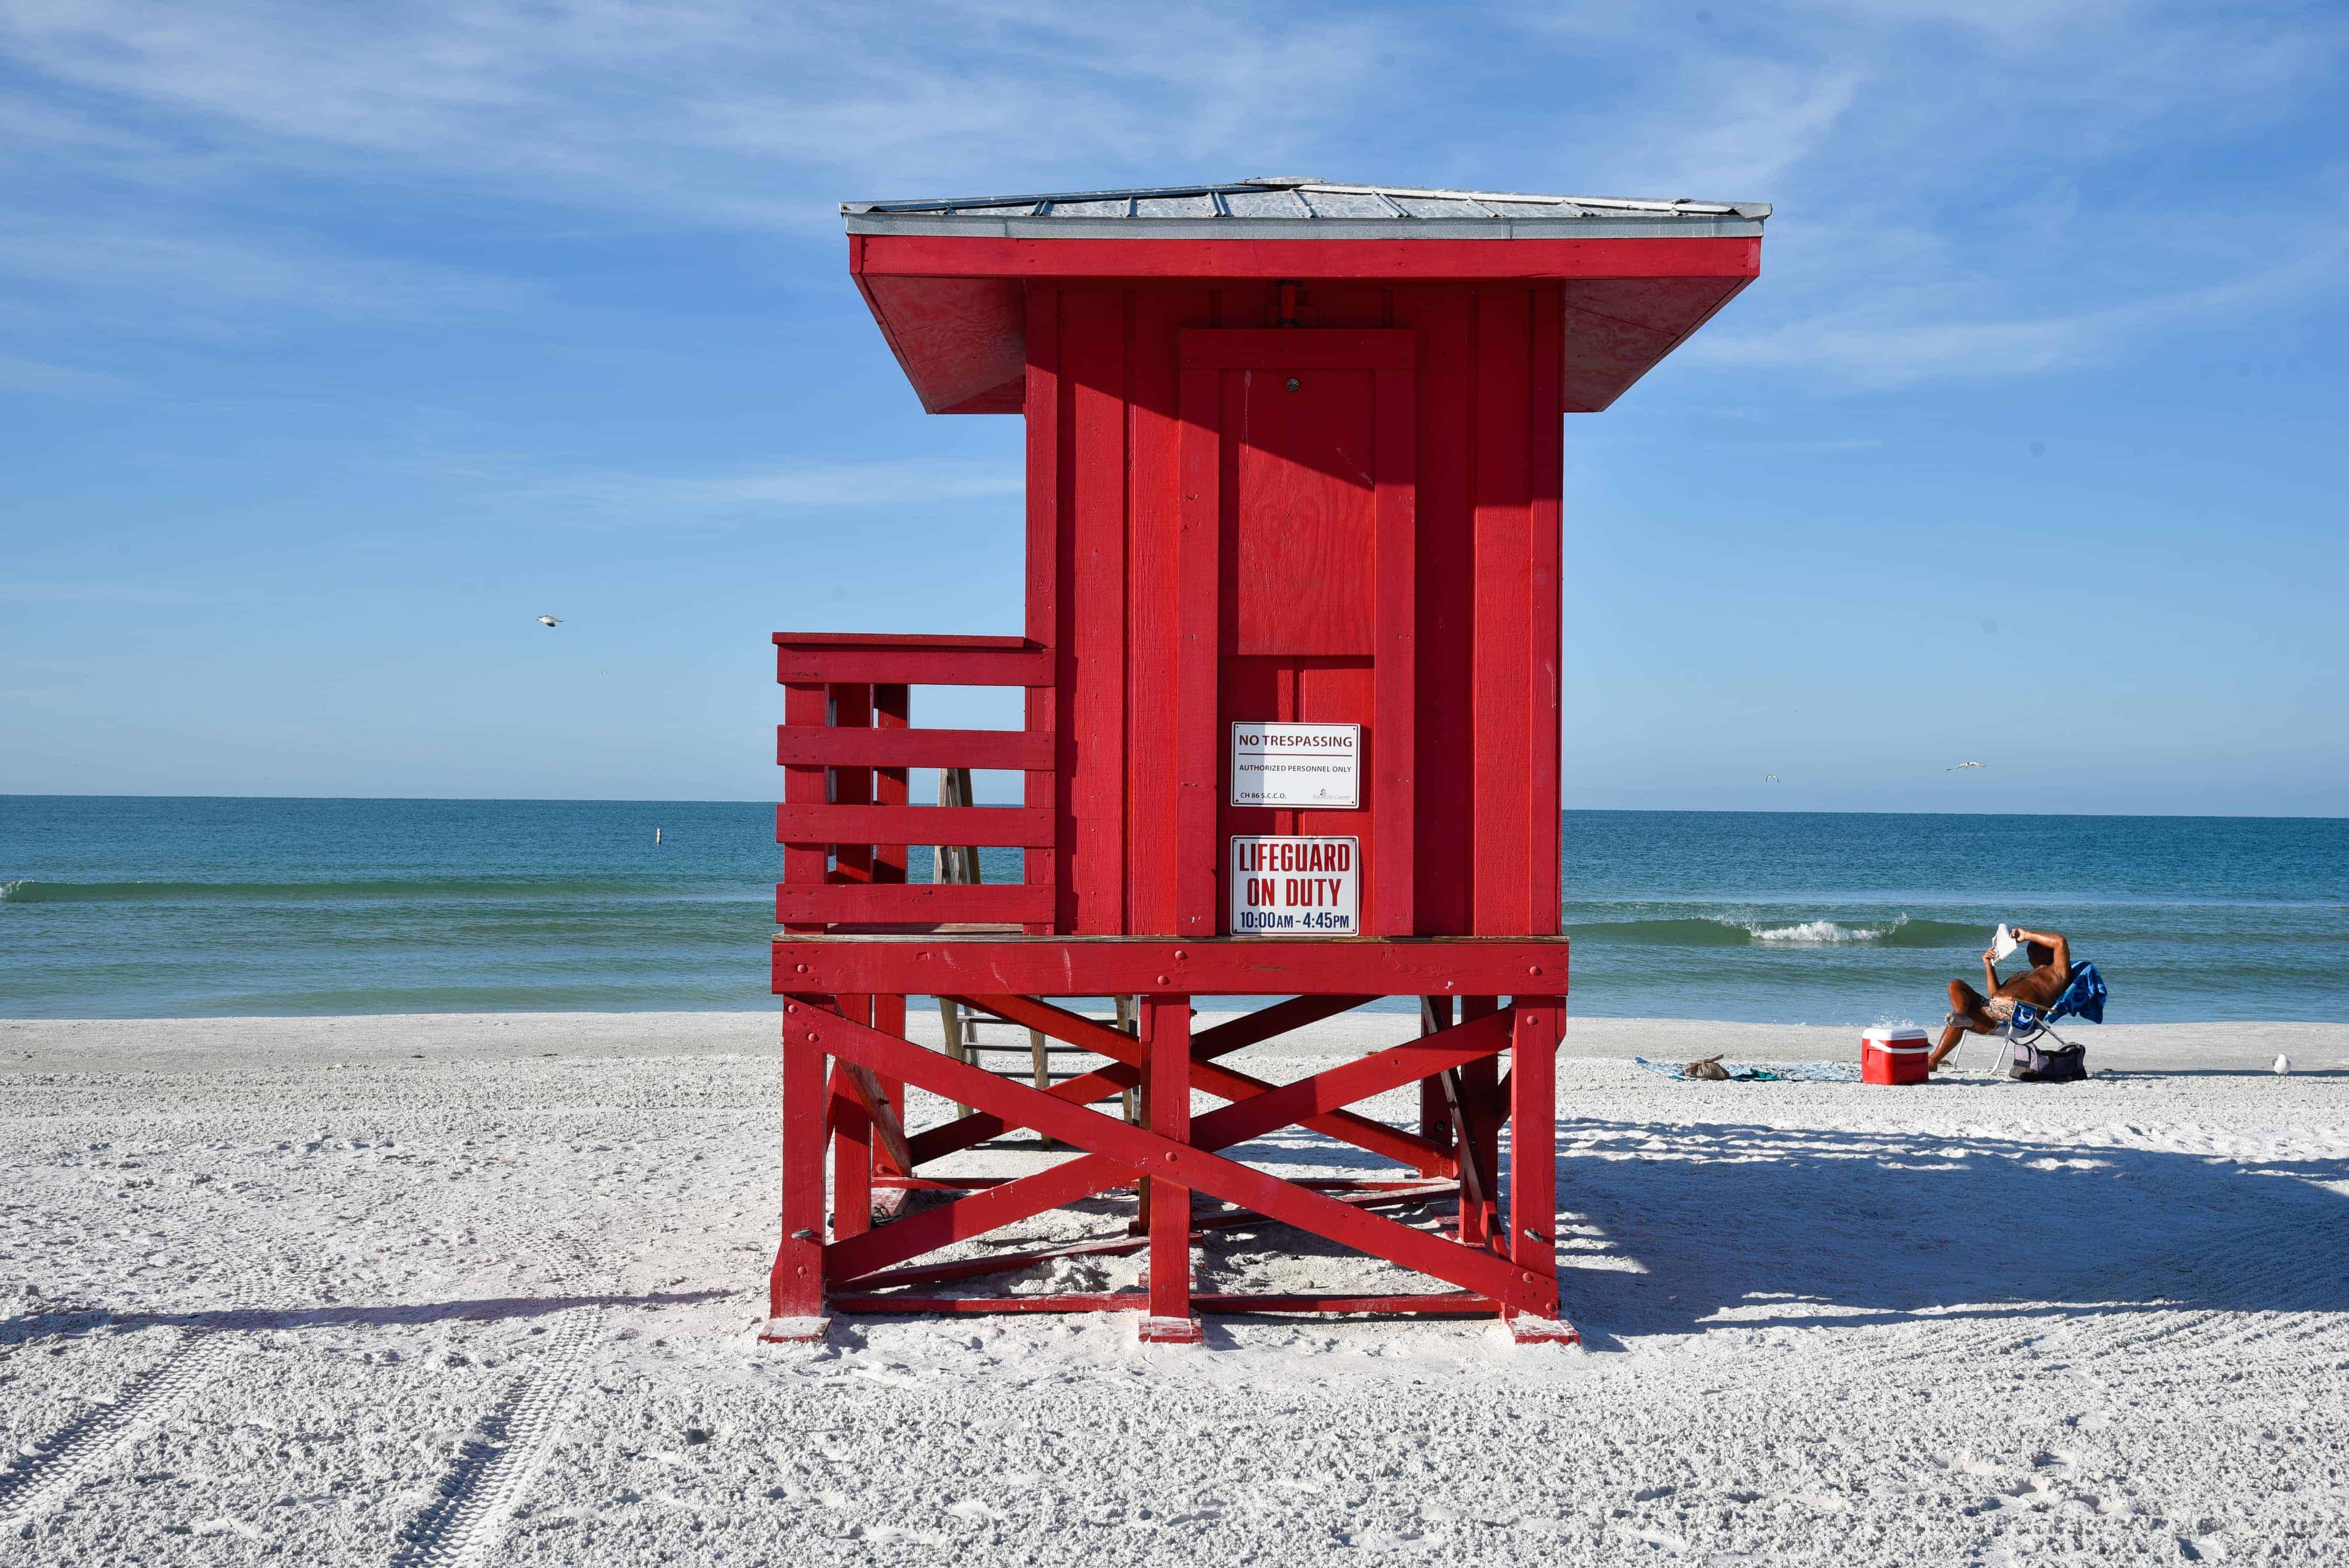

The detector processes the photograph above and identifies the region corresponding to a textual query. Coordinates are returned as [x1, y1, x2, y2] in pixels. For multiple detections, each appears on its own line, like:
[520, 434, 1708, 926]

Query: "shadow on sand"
[1225, 1111, 2349, 1351]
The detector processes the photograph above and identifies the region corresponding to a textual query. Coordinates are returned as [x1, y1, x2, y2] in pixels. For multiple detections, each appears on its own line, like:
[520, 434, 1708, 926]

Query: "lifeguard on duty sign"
[1230, 836, 1358, 934]
[1230, 722, 1360, 808]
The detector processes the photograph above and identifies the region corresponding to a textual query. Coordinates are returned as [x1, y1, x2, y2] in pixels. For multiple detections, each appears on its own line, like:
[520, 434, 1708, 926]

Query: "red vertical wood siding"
[1064, 287, 1128, 933]
[1029, 279, 1565, 939]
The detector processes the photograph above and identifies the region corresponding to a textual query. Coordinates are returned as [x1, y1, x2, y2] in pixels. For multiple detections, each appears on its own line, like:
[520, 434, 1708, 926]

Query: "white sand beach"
[5, 1010, 2347, 1565]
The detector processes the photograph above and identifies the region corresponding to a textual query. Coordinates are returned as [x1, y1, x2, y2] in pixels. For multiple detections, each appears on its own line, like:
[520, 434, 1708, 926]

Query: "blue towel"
[2058, 961, 2108, 1024]
[2011, 961, 2108, 1033]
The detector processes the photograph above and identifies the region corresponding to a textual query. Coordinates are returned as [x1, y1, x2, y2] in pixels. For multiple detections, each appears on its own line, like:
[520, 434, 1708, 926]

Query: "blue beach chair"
[1963, 961, 2108, 1077]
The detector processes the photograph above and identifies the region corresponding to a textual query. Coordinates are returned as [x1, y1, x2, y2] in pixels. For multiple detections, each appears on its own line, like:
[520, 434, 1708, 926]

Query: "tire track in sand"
[0, 1326, 239, 1538]
[0, 1219, 263, 1539]
[390, 1232, 606, 1568]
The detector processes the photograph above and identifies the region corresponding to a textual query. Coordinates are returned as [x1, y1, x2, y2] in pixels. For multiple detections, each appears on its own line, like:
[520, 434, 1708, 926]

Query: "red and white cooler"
[1861, 1025, 1932, 1085]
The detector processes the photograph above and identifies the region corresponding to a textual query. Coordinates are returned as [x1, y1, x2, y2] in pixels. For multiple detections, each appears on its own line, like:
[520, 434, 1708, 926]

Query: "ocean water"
[2, 798, 2343, 1024]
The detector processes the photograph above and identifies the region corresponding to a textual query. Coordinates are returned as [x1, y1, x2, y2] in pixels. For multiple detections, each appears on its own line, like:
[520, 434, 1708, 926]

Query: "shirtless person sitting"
[1929, 926, 2070, 1071]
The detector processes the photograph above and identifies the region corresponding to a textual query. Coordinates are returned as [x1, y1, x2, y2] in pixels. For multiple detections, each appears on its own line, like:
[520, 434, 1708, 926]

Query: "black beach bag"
[2009, 1039, 2087, 1082]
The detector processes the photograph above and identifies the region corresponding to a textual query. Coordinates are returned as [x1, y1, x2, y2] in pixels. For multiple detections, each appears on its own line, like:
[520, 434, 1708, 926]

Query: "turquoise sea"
[2, 797, 2343, 1024]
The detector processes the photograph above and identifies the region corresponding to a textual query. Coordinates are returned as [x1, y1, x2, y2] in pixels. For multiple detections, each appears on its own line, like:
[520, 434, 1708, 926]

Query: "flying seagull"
[1763, 774, 1780, 783]
[537, 615, 562, 628]
[1947, 760, 1984, 771]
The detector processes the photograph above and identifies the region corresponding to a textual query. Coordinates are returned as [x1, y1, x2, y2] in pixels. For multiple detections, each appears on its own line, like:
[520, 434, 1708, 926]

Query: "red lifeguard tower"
[767, 178, 1767, 1343]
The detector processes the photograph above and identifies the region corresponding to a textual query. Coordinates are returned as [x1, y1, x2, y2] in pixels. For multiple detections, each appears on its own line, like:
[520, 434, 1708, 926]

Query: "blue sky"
[2, 1, 2343, 815]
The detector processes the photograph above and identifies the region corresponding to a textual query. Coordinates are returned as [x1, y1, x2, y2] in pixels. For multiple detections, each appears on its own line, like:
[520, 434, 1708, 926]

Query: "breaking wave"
[1570, 914, 1982, 948]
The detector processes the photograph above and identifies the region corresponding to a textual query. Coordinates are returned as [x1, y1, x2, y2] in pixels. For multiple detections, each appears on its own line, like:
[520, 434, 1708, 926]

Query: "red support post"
[1508, 997, 1575, 1344]
[1419, 995, 1454, 1151]
[1456, 996, 1501, 1248]
[831, 996, 873, 1238]
[1141, 995, 1202, 1342]
[764, 1006, 828, 1338]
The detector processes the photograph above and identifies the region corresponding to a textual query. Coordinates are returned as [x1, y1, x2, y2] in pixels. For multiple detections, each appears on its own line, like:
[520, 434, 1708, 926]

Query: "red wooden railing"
[774, 633, 1056, 933]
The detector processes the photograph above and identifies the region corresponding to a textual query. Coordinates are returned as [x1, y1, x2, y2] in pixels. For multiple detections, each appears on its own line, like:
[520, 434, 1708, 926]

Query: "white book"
[1992, 924, 2021, 961]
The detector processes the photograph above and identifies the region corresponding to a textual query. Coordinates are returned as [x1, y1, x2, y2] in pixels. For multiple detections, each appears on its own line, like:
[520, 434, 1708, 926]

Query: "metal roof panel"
[1134, 194, 1220, 217]
[1299, 189, 1401, 218]
[1221, 187, 1315, 218]
[844, 178, 1770, 237]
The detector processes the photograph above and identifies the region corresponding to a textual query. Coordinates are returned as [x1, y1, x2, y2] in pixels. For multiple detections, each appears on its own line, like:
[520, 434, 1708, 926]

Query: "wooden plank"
[1509, 998, 1563, 1320]
[872, 686, 909, 890]
[1124, 287, 1198, 936]
[1144, 996, 1192, 1323]
[779, 683, 830, 937]
[1179, 328, 1415, 370]
[841, 1059, 915, 1175]
[830, 999, 872, 1240]
[829, 683, 874, 889]
[772, 936, 1565, 996]
[1024, 282, 1064, 935]
[1226, 363, 1376, 656]
[835, 1006, 1502, 1281]
[1470, 286, 1535, 935]
[1189, 1293, 1494, 1315]
[1456, 996, 1502, 1248]
[904, 1055, 1139, 1167]
[1407, 285, 1475, 936]
[853, 235, 1765, 283]
[774, 645, 1053, 687]
[826, 1291, 1499, 1316]
[1372, 355, 1418, 934]
[1181, 1008, 1514, 1156]
[796, 1005, 1544, 1309]
[777, 725, 1053, 771]
[956, 993, 1449, 1174]
[1067, 285, 1127, 933]
[837, 1195, 1452, 1292]
[1172, 347, 1221, 936]
[1527, 287, 1565, 935]
[901, 993, 1367, 1167]
[771, 1022, 825, 1317]
[774, 632, 1035, 649]
[840, 1232, 1154, 1292]
[774, 884, 1055, 926]
[776, 803, 1055, 848]
[830, 1293, 1146, 1315]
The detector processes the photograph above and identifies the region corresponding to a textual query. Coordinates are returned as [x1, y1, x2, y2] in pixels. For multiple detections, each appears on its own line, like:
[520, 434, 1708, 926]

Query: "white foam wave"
[1710, 914, 1909, 945]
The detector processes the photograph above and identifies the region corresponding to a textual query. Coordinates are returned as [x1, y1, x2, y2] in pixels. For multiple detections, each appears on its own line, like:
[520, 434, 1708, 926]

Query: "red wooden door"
[1172, 329, 1417, 937]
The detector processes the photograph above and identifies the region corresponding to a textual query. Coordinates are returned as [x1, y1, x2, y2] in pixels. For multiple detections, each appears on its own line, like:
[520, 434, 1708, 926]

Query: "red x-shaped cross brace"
[782, 998, 1557, 1316]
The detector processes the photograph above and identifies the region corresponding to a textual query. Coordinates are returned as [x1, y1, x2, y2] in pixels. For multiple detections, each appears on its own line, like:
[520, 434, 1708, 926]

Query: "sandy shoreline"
[8, 1008, 2345, 1074]
[5, 1011, 2347, 1564]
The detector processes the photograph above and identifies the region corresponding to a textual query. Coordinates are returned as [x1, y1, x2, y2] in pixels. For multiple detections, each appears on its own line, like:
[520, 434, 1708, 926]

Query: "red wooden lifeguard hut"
[768, 178, 1767, 1344]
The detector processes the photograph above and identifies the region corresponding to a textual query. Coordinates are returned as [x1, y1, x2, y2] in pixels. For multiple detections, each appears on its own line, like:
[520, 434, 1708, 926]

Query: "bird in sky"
[1763, 774, 1780, 783]
[536, 615, 562, 628]
[1947, 760, 1985, 771]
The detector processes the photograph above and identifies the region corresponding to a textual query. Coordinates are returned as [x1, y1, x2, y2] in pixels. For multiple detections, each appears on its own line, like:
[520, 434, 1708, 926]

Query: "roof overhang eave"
[845, 214, 1767, 242]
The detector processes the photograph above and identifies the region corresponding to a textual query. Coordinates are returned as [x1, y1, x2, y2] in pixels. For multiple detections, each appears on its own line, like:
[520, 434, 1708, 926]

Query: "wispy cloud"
[502, 459, 1026, 523]
[0, 2, 1407, 228]
[1692, 250, 2348, 387]
[0, 582, 222, 604]
[0, 353, 130, 398]
[0, 0, 2342, 387]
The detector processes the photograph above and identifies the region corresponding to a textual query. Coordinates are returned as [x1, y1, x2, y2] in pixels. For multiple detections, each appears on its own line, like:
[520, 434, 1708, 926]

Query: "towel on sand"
[1633, 1056, 1861, 1083]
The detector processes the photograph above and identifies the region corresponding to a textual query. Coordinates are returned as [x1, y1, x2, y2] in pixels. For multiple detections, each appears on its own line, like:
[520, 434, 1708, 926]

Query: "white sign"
[1230, 836, 1358, 935]
[1230, 722, 1361, 808]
